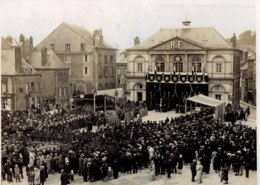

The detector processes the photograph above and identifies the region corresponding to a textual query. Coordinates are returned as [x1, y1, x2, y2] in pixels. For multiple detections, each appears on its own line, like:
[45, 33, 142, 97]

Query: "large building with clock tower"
[126, 21, 242, 110]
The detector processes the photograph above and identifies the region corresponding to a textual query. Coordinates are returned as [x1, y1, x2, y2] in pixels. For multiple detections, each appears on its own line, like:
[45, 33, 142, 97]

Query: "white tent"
[185, 94, 226, 120]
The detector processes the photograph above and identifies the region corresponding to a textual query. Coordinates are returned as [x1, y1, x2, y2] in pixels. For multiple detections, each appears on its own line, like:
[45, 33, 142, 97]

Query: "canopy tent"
[185, 94, 225, 120]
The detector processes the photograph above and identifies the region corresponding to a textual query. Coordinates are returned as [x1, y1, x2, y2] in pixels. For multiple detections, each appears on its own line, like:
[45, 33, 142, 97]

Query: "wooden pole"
[93, 94, 96, 113]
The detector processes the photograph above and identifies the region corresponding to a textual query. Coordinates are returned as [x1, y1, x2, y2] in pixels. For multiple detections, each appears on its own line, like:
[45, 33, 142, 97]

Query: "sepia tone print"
[0, 1, 257, 185]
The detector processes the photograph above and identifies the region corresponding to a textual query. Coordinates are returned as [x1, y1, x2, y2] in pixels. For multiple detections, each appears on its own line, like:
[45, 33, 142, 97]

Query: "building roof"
[30, 50, 69, 69]
[36, 22, 115, 50]
[1, 50, 38, 75]
[187, 94, 225, 107]
[128, 27, 233, 50]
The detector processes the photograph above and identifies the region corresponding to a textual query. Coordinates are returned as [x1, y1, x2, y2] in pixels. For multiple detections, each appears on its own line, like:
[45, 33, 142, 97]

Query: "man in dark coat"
[190, 160, 197, 182]
[112, 159, 119, 179]
[60, 170, 69, 185]
[40, 166, 46, 185]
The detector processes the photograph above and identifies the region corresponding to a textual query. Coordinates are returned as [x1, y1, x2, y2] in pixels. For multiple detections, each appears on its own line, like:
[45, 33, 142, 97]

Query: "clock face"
[175, 56, 181, 62]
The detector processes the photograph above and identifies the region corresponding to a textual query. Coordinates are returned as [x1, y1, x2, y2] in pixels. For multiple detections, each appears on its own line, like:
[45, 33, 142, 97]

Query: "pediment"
[150, 37, 204, 50]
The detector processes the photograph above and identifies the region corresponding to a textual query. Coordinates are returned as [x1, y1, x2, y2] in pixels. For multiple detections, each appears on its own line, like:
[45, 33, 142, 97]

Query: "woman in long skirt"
[150, 159, 156, 181]
[196, 161, 203, 183]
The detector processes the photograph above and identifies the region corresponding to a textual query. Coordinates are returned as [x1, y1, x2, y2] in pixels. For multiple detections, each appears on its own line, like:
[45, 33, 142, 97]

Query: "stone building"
[116, 50, 127, 88]
[30, 49, 70, 109]
[126, 21, 242, 108]
[35, 23, 117, 96]
[1, 36, 41, 110]
[240, 51, 256, 105]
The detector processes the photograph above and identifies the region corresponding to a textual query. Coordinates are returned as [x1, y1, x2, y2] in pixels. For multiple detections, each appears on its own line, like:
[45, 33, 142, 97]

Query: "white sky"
[0, 0, 257, 49]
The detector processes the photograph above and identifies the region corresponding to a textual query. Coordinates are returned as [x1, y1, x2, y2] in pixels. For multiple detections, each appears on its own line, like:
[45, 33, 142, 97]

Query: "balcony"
[146, 71, 209, 84]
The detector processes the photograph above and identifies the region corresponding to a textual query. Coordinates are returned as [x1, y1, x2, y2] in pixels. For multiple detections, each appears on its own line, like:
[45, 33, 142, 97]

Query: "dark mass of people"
[1, 105, 256, 185]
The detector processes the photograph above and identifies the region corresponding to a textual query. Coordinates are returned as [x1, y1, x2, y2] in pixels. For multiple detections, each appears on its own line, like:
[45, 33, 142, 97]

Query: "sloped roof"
[36, 22, 115, 50]
[187, 94, 225, 107]
[64, 23, 115, 49]
[128, 27, 232, 50]
[30, 50, 69, 69]
[1, 50, 38, 75]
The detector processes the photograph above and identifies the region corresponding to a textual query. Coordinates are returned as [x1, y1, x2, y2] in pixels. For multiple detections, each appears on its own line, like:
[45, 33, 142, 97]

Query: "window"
[65, 43, 70, 51]
[35, 82, 40, 92]
[137, 63, 143, 72]
[192, 56, 202, 72]
[111, 67, 114, 77]
[64, 54, 71, 63]
[64, 87, 67, 97]
[192, 63, 202, 73]
[24, 67, 28, 74]
[25, 83, 29, 92]
[104, 67, 108, 77]
[84, 55, 88, 62]
[215, 94, 221, 100]
[216, 63, 222, 72]
[155, 57, 165, 72]
[84, 67, 88, 74]
[137, 92, 143, 101]
[80, 43, 85, 51]
[117, 77, 121, 84]
[19, 88, 23, 93]
[50, 43, 55, 51]
[117, 68, 121, 75]
[2, 82, 7, 93]
[99, 66, 102, 78]
[59, 87, 62, 97]
[31, 82, 35, 92]
[2, 99, 8, 110]
[104, 55, 107, 63]
[28, 68, 33, 74]
[110, 55, 113, 62]
[99, 55, 102, 63]
[175, 63, 183, 72]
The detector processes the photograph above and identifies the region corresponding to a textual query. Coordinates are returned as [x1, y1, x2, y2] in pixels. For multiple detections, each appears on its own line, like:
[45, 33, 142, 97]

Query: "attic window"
[65, 43, 70, 51]
[50, 43, 55, 51]
[203, 40, 208, 44]
[80, 43, 85, 51]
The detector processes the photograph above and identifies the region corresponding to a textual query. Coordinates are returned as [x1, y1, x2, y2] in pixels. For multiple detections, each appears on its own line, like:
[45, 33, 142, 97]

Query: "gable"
[36, 24, 93, 52]
[150, 37, 204, 51]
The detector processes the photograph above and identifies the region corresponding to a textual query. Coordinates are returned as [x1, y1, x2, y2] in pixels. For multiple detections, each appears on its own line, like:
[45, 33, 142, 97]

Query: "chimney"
[93, 29, 103, 47]
[134, 36, 140, 45]
[231, 33, 237, 48]
[29, 36, 33, 47]
[6, 35, 12, 44]
[20, 34, 25, 43]
[41, 47, 48, 66]
[15, 47, 22, 73]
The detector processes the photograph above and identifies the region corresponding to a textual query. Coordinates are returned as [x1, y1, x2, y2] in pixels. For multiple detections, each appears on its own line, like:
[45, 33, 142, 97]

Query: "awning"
[186, 94, 225, 107]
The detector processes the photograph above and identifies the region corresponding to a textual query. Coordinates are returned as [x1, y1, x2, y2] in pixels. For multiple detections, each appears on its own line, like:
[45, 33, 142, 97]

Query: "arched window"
[173, 55, 183, 72]
[213, 56, 225, 73]
[192, 56, 202, 72]
[155, 56, 165, 72]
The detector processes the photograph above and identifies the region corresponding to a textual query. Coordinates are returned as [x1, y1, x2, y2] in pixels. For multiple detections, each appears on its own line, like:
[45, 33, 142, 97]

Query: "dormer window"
[65, 43, 70, 51]
[50, 43, 55, 51]
[80, 43, 85, 51]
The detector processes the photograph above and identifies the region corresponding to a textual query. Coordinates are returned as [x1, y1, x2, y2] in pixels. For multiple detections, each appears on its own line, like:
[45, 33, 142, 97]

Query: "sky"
[0, 0, 258, 49]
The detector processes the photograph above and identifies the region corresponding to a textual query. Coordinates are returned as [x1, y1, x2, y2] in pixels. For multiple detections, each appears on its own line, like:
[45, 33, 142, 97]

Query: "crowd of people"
[1, 105, 256, 184]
